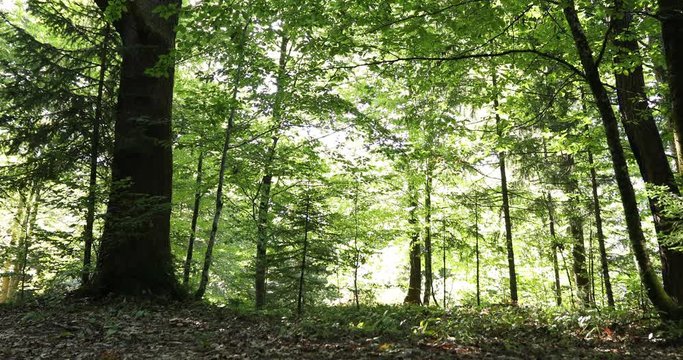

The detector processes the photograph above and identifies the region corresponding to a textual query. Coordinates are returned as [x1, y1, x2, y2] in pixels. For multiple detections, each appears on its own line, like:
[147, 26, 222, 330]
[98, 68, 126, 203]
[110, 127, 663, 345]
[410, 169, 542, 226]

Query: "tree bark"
[255, 34, 289, 309]
[563, 0, 682, 318]
[91, 0, 182, 297]
[658, 0, 683, 173]
[588, 151, 615, 307]
[182, 150, 204, 288]
[613, 0, 683, 304]
[403, 180, 422, 305]
[493, 72, 518, 304]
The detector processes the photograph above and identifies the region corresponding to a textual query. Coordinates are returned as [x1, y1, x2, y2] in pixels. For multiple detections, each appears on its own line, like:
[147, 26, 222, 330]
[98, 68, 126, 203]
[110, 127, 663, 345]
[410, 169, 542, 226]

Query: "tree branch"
[321, 49, 586, 79]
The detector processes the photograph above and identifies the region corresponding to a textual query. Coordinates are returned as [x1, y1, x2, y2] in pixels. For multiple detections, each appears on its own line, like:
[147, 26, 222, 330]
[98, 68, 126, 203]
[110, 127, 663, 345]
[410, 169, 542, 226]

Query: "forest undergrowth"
[1, 299, 682, 359]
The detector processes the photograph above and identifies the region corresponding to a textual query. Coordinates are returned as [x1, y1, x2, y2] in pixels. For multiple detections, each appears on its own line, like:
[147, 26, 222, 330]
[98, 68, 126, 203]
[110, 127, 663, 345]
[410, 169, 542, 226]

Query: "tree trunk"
[403, 180, 422, 305]
[547, 193, 562, 306]
[588, 151, 615, 307]
[297, 193, 311, 316]
[563, 0, 682, 318]
[82, 24, 111, 286]
[255, 34, 289, 309]
[442, 219, 447, 308]
[19, 185, 41, 301]
[563, 155, 591, 306]
[422, 165, 433, 305]
[0, 193, 27, 303]
[613, 0, 683, 304]
[474, 199, 481, 307]
[91, 0, 182, 297]
[195, 23, 249, 300]
[352, 179, 360, 309]
[560, 246, 576, 308]
[182, 150, 204, 287]
[493, 72, 518, 304]
[658, 0, 683, 173]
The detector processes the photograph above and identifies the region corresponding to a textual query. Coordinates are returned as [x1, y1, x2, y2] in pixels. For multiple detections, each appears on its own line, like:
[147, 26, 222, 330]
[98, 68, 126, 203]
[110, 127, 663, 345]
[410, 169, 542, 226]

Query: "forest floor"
[1, 300, 682, 359]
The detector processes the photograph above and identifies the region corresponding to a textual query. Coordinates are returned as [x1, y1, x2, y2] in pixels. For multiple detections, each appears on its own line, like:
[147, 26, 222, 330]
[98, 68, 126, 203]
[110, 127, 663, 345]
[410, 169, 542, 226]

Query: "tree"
[588, 150, 615, 307]
[403, 173, 422, 305]
[194, 19, 249, 300]
[612, 0, 683, 304]
[658, 0, 683, 171]
[89, 0, 182, 297]
[493, 71, 518, 305]
[562, 0, 682, 319]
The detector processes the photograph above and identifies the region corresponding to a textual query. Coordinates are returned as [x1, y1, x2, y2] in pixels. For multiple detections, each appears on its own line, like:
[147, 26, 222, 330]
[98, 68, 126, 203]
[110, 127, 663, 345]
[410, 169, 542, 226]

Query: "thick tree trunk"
[182, 150, 204, 287]
[403, 181, 422, 305]
[195, 24, 248, 299]
[91, 0, 182, 297]
[563, 0, 682, 318]
[422, 166, 433, 305]
[82, 24, 111, 286]
[547, 193, 562, 306]
[493, 73, 518, 304]
[658, 0, 683, 173]
[563, 155, 591, 306]
[588, 151, 615, 307]
[613, 0, 683, 304]
[255, 35, 289, 309]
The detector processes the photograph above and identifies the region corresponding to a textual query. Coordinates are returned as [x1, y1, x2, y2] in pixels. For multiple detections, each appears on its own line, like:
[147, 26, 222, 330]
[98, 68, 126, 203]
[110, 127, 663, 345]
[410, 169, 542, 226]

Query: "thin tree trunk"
[423, 165, 433, 305]
[547, 193, 562, 306]
[182, 150, 204, 287]
[255, 35, 289, 309]
[564, 155, 591, 306]
[588, 151, 614, 307]
[475, 199, 481, 307]
[442, 219, 447, 308]
[493, 72, 518, 304]
[82, 25, 111, 286]
[19, 185, 41, 301]
[560, 247, 576, 308]
[563, 0, 682, 318]
[353, 179, 360, 309]
[297, 192, 311, 316]
[403, 180, 422, 305]
[195, 23, 249, 300]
